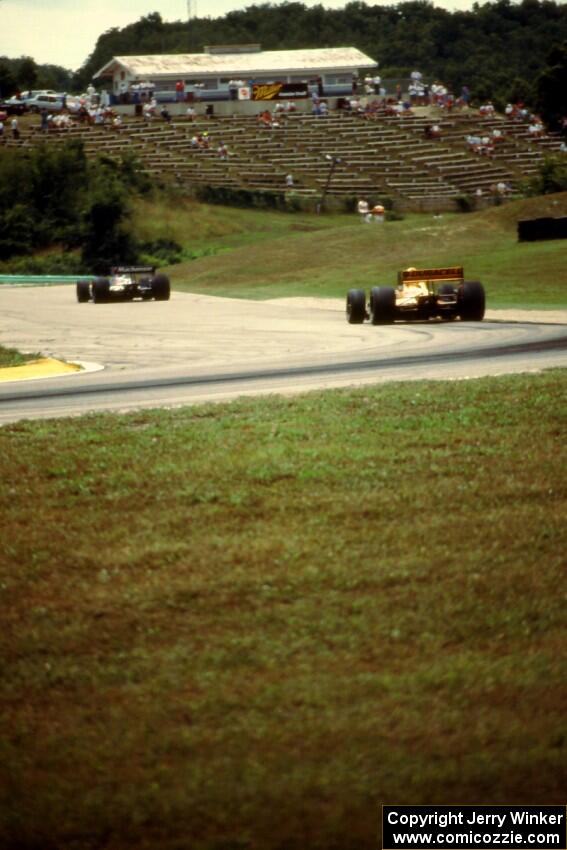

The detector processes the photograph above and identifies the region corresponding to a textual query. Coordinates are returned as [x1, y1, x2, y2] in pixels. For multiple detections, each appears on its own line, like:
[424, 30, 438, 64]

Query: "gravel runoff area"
[0, 285, 566, 381]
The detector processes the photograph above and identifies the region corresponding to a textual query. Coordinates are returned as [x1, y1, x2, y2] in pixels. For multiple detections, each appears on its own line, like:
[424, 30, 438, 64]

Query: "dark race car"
[346, 266, 485, 324]
[77, 267, 170, 303]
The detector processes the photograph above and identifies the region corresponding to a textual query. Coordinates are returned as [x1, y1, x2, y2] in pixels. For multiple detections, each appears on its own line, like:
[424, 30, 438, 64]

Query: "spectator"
[528, 119, 544, 137]
[160, 107, 172, 123]
[186, 105, 196, 121]
[217, 142, 228, 159]
[228, 80, 238, 101]
[0, 120, 4, 142]
[11, 117, 19, 140]
[357, 198, 370, 222]
[371, 203, 385, 223]
[285, 173, 294, 188]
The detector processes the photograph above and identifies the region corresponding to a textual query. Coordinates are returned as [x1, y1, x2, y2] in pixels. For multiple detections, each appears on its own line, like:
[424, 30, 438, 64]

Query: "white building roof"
[94, 47, 377, 80]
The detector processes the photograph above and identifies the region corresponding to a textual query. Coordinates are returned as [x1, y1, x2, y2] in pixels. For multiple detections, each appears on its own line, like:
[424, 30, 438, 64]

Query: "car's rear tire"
[76, 281, 90, 303]
[93, 277, 110, 304]
[346, 289, 366, 324]
[152, 273, 170, 301]
[370, 286, 396, 325]
[459, 280, 485, 321]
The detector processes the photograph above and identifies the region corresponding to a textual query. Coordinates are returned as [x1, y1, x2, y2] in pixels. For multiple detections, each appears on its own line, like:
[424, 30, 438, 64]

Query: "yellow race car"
[347, 266, 485, 324]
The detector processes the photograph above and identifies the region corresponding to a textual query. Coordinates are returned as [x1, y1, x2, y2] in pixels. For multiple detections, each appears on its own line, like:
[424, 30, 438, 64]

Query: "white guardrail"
[0, 275, 95, 287]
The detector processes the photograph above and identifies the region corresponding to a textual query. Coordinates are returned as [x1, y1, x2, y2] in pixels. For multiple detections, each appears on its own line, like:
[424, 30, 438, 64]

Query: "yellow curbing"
[0, 357, 82, 382]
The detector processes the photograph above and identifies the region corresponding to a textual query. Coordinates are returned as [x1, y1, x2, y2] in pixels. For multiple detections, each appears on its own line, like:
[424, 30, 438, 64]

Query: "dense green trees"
[0, 141, 86, 260]
[0, 56, 73, 98]
[0, 144, 144, 269]
[535, 41, 567, 128]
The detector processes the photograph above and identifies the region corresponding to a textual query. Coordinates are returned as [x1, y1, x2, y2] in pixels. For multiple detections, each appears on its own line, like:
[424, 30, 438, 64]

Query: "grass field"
[130, 191, 567, 308]
[1, 371, 566, 850]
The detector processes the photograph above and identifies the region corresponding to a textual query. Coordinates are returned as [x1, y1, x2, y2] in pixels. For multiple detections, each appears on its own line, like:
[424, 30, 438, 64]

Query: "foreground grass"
[1, 371, 566, 849]
[143, 192, 567, 308]
[0, 344, 41, 367]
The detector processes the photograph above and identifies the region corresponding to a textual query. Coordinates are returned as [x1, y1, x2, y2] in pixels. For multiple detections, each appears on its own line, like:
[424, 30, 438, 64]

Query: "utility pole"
[319, 155, 341, 212]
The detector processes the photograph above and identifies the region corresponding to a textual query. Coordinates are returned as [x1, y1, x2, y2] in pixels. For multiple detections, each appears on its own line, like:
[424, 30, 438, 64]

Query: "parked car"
[0, 100, 26, 115]
[26, 93, 66, 113]
[346, 266, 486, 324]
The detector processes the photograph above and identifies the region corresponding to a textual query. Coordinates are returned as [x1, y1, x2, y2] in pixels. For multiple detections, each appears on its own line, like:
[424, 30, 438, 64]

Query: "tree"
[534, 41, 567, 130]
[81, 164, 139, 272]
[0, 59, 17, 98]
[16, 56, 38, 89]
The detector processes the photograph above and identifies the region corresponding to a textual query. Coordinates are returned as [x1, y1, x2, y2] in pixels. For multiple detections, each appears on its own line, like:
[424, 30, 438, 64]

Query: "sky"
[1, 0, 481, 72]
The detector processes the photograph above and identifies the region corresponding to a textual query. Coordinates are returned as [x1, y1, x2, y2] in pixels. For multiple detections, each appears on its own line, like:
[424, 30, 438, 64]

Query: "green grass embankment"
[131, 192, 567, 308]
[1, 370, 566, 850]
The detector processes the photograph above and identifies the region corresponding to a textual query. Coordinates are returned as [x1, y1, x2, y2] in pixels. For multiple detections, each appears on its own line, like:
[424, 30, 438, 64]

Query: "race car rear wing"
[111, 266, 156, 274]
[398, 266, 464, 286]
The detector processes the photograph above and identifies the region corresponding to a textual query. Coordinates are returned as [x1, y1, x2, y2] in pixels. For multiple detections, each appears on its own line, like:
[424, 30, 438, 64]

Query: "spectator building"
[93, 44, 377, 109]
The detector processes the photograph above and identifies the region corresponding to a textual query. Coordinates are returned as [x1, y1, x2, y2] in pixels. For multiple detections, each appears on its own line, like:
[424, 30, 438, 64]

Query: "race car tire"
[370, 286, 396, 325]
[152, 274, 171, 301]
[93, 277, 111, 304]
[346, 289, 366, 324]
[76, 281, 90, 303]
[459, 280, 485, 321]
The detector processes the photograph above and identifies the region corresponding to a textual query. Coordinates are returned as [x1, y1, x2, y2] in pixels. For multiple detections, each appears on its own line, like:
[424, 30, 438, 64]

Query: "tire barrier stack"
[517, 216, 567, 242]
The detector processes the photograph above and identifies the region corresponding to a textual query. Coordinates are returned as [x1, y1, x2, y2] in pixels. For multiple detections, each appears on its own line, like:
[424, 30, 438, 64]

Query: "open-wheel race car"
[76, 267, 170, 303]
[346, 266, 485, 324]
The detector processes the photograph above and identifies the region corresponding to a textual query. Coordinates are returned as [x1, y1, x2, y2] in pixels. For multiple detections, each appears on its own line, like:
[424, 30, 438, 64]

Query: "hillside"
[150, 190, 567, 309]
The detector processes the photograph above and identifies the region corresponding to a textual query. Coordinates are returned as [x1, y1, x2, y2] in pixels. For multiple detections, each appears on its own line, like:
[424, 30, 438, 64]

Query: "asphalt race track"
[1, 285, 566, 424]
